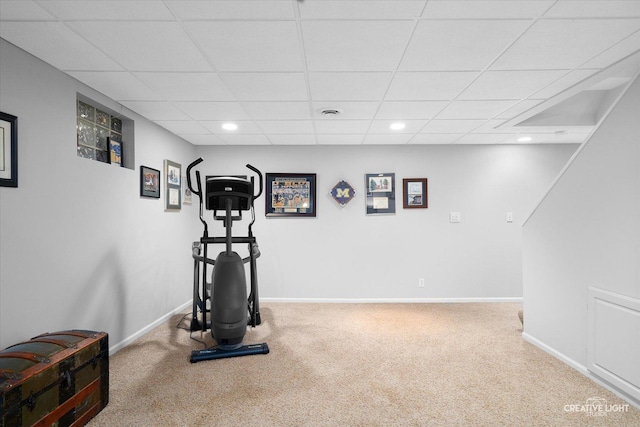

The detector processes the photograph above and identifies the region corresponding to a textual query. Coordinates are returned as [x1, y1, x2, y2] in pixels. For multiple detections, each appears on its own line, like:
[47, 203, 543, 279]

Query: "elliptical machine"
[186, 158, 269, 363]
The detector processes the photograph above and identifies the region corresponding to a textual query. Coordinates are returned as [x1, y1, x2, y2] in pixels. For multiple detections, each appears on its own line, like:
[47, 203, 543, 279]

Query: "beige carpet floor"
[88, 302, 639, 426]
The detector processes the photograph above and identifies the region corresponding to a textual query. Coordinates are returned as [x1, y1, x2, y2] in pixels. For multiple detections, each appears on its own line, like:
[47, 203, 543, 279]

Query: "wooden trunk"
[0, 330, 109, 427]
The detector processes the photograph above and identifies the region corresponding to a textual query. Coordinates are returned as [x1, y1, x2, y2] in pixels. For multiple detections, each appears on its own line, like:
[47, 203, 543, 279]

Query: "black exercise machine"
[186, 158, 269, 363]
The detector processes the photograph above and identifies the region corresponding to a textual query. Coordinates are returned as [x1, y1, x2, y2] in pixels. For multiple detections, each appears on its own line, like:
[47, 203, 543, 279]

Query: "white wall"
[0, 39, 198, 350]
[0, 39, 579, 354]
[196, 143, 577, 301]
[522, 74, 640, 404]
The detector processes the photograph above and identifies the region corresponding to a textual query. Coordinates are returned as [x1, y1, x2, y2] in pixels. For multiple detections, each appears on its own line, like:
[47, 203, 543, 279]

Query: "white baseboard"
[108, 300, 191, 355]
[523, 332, 640, 410]
[262, 297, 523, 303]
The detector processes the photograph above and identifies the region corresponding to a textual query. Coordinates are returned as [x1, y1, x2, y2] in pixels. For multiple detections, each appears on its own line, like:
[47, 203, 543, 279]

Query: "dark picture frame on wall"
[402, 178, 428, 209]
[140, 166, 161, 198]
[365, 173, 395, 215]
[265, 173, 316, 217]
[0, 111, 18, 188]
[164, 159, 182, 211]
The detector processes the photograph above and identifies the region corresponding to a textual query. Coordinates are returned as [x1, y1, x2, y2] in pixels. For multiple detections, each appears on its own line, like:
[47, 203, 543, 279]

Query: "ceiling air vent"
[319, 108, 342, 116]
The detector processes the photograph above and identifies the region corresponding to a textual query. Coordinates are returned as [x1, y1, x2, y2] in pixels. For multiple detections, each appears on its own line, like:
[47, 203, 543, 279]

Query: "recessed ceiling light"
[517, 136, 532, 142]
[222, 123, 238, 131]
[390, 122, 405, 130]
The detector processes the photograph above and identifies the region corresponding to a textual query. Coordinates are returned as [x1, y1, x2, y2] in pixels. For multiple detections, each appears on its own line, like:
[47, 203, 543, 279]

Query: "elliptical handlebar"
[187, 157, 204, 196]
[245, 164, 263, 199]
[187, 157, 208, 237]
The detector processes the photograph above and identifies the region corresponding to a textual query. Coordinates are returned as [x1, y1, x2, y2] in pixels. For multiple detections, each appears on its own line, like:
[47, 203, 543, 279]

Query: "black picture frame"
[366, 173, 395, 215]
[265, 173, 316, 217]
[0, 111, 18, 188]
[140, 166, 161, 198]
[403, 178, 428, 209]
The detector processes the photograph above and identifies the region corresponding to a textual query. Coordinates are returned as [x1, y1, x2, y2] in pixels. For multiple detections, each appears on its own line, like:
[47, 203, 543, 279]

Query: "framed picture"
[330, 180, 356, 207]
[0, 111, 18, 188]
[109, 137, 122, 166]
[366, 173, 395, 215]
[164, 160, 181, 211]
[265, 173, 316, 217]
[140, 166, 160, 198]
[403, 178, 428, 209]
[183, 176, 192, 205]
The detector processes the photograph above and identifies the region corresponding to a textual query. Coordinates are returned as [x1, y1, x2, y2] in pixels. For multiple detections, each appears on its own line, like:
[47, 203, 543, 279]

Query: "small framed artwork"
[0, 111, 18, 188]
[109, 138, 122, 166]
[183, 176, 192, 205]
[265, 173, 316, 217]
[403, 178, 428, 209]
[366, 173, 395, 215]
[330, 180, 356, 207]
[140, 166, 160, 198]
[164, 160, 182, 211]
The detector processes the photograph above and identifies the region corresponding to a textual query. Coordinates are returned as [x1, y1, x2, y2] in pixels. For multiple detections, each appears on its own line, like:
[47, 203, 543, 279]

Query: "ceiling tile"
[495, 100, 545, 120]
[302, 21, 415, 71]
[67, 21, 212, 71]
[530, 69, 598, 99]
[474, 119, 522, 133]
[436, 100, 518, 119]
[312, 102, 379, 120]
[67, 71, 162, 101]
[400, 20, 531, 71]
[459, 70, 568, 100]
[0, 0, 57, 19]
[386, 72, 479, 100]
[38, 1, 174, 20]
[309, 72, 392, 101]
[298, 1, 426, 19]
[185, 21, 304, 71]
[241, 102, 312, 120]
[154, 120, 210, 135]
[491, 19, 640, 70]
[420, 120, 485, 133]
[544, 1, 640, 18]
[257, 120, 315, 134]
[132, 72, 236, 101]
[120, 101, 191, 121]
[422, 1, 554, 19]
[268, 134, 317, 145]
[0, 22, 123, 71]
[375, 101, 447, 119]
[167, 0, 295, 19]
[173, 102, 250, 121]
[315, 120, 371, 134]
[582, 32, 640, 69]
[3, 0, 634, 147]
[220, 73, 308, 101]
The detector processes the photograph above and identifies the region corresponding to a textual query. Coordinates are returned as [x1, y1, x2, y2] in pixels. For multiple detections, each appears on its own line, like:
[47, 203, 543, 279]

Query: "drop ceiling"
[1, 0, 639, 146]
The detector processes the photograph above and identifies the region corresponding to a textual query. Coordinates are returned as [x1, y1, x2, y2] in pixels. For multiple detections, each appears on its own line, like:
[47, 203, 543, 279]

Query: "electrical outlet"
[418, 278, 425, 288]
[506, 212, 513, 223]
[450, 212, 461, 223]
